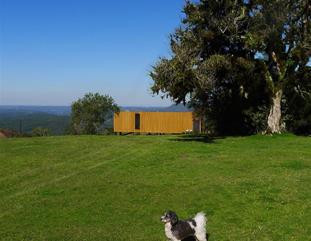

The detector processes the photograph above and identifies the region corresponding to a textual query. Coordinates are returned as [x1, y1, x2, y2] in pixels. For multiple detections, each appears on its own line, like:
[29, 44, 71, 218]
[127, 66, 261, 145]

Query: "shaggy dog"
[160, 211, 208, 241]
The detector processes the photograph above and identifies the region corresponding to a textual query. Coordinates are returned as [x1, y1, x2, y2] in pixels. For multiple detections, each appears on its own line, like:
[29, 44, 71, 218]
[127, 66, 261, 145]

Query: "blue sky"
[1, 1, 310, 107]
[0, 0, 185, 106]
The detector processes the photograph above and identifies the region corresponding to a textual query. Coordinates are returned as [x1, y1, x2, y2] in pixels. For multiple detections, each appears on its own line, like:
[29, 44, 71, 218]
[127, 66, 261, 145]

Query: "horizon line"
[0, 104, 181, 108]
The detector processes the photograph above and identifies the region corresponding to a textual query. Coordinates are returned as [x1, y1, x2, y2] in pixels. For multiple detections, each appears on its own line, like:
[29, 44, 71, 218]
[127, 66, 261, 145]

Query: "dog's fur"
[160, 211, 208, 241]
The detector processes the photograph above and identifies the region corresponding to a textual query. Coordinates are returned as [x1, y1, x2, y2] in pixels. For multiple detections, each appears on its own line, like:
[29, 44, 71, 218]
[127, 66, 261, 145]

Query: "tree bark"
[267, 89, 283, 133]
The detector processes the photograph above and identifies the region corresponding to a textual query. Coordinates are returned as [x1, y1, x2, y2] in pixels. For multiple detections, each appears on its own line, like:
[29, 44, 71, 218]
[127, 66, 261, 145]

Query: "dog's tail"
[194, 212, 207, 241]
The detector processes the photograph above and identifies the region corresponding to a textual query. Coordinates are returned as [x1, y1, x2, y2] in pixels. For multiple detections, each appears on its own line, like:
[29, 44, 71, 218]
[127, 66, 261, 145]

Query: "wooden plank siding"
[114, 112, 135, 133]
[114, 112, 194, 134]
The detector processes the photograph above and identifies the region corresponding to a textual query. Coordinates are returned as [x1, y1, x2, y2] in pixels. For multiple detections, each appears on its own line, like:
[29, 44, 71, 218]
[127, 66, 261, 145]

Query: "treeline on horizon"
[0, 103, 191, 136]
[0, 113, 71, 136]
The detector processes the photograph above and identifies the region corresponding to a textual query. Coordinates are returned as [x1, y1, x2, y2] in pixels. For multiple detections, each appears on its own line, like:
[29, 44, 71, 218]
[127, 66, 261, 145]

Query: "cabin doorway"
[135, 113, 140, 130]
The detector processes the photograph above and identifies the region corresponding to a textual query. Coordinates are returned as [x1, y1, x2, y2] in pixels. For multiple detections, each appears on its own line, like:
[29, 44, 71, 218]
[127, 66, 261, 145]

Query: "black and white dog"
[160, 211, 208, 241]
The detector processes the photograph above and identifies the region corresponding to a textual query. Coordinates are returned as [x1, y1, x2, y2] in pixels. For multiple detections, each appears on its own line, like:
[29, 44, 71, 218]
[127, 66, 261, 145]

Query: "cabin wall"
[114, 112, 135, 133]
[114, 112, 194, 134]
[139, 112, 193, 133]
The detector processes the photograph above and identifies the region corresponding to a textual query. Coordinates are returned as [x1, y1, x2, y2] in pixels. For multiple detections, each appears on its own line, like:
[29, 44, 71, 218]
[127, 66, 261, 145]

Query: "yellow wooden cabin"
[114, 112, 202, 134]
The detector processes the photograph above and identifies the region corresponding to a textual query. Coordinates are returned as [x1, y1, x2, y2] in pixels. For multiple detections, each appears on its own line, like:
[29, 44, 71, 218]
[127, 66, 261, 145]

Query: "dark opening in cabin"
[135, 113, 140, 129]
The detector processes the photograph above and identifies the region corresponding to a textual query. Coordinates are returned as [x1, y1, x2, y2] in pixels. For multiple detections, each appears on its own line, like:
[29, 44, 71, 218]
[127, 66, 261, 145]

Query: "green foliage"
[0, 113, 70, 135]
[31, 127, 50, 137]
[284, 67, 311, 135]
[1, 135, 310, 240]
[243, 106, 269, 134]
[70, 93, 119, 135]
[150, 0, 311, 135]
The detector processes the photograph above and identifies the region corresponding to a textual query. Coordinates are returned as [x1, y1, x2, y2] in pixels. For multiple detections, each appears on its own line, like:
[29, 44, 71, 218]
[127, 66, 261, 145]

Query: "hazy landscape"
[0, 104, 190, 135]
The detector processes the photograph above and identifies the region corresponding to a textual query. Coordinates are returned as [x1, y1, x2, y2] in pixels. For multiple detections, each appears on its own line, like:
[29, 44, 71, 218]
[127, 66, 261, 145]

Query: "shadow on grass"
[169, 134, 220, 144]
[181, 233, 209, 241]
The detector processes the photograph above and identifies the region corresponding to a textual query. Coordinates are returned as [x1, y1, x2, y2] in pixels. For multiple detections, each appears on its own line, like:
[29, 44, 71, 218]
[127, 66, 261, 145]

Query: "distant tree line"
[0, 94, 120, 137]
[150, 0, 311, 135]
[0, 113, 70, 136]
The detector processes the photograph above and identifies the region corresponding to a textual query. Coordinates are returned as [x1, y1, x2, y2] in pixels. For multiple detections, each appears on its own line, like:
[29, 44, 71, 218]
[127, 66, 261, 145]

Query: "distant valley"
[0, 104, 191, 135]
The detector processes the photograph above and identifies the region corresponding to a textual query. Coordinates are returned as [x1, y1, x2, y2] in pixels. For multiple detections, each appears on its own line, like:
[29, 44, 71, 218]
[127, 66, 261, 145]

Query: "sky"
[1, 1, 310, 107]
[0, 0, 185, 106]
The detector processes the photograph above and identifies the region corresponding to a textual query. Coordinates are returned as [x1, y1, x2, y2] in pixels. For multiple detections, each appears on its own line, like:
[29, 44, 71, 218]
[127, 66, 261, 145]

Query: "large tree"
[150, 0, 310, 134]
[70, 93, 119, 135]
[247, 0, 311, 133]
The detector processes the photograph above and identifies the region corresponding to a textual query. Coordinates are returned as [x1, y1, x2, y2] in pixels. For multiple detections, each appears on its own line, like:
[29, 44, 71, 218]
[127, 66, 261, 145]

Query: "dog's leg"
[170, 238, 181, 241]
[195, 233, 207, 241]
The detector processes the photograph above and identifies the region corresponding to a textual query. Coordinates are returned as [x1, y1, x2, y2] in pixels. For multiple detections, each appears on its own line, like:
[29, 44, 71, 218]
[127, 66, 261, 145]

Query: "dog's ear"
[170, 212, 178, 225]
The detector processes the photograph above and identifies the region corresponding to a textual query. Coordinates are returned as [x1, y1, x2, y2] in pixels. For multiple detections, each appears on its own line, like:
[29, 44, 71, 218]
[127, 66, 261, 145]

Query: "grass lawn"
[0, 134, 310, 241]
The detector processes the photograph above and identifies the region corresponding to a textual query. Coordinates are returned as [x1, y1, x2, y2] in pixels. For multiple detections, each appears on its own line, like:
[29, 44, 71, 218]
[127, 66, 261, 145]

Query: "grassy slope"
[0, 135, 310, 241]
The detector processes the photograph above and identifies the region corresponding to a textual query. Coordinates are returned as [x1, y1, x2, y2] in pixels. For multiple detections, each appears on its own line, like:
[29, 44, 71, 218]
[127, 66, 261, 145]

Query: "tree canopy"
[70, 93, 119, 135]
[151, 0, 311, 135]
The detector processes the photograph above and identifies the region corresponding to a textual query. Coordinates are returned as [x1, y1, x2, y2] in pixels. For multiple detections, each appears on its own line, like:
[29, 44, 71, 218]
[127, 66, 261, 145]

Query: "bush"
[32, 127, 50, 137]
[70, 93, 119, 135]
[284, 67, 311, 135]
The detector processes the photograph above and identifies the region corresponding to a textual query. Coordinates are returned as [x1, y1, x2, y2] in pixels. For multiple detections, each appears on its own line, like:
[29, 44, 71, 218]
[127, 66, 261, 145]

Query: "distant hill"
[121, 104, 191, 112]
[0, 105, 71, 116]
[0, 104, 191, 115]
[0, 104, 191, 135]
[0, 112, 70, 135]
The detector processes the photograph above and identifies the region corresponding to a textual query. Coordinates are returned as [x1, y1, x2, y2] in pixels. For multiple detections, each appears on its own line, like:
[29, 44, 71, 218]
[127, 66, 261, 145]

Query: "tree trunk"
[267, 89, 283, 133]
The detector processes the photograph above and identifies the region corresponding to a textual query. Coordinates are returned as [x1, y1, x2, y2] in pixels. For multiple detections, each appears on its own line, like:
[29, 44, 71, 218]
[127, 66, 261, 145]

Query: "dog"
[160, 211, 208, 241]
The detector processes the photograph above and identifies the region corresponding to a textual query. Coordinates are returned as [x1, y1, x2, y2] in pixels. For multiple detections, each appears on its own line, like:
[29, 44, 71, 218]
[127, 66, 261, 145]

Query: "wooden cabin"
[114, 112, 202, 134]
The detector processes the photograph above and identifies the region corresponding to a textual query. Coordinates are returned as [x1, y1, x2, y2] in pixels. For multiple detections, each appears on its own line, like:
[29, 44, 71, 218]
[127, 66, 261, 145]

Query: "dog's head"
[160, 211, 178, 225]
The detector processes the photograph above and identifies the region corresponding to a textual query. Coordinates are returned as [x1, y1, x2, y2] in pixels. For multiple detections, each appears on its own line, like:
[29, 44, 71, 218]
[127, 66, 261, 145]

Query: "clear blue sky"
[0, 0, 185, 106]
[1, 1, 310, 107]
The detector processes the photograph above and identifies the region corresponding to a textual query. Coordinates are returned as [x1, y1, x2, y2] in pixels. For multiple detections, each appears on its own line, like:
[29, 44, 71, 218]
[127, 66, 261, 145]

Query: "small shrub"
[32, 127, 50, 137]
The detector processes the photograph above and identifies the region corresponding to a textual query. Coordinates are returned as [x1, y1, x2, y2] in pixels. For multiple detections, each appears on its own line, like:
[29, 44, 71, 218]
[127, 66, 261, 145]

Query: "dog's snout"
[160, 215, 166, 222]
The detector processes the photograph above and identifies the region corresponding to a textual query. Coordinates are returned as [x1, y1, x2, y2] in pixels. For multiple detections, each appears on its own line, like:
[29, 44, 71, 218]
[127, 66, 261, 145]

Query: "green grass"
[0, 134, 310, 241]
